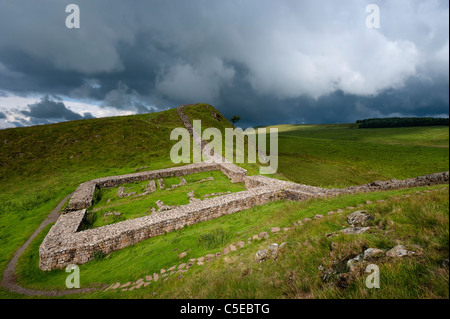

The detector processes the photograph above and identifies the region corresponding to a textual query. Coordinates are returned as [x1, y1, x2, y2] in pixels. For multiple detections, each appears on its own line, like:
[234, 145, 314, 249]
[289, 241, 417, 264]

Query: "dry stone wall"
[39, 184, 285, 270]
[40, 168, 449, 270]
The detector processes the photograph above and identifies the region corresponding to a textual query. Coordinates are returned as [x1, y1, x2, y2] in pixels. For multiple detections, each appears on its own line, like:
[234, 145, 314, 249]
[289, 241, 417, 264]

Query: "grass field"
[0, 104, 448, 299]
[257, 123, 449, 187]
[12, 185, 449, 299]
[85, 170, 246, 229]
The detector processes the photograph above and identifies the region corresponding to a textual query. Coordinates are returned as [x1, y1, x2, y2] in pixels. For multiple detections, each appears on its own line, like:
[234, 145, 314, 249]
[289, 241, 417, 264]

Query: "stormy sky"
[0, 0, 448, 128]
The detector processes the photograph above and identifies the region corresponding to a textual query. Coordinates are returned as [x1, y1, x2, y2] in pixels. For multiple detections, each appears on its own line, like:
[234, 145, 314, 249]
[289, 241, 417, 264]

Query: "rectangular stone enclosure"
[38, 162, 449, 271]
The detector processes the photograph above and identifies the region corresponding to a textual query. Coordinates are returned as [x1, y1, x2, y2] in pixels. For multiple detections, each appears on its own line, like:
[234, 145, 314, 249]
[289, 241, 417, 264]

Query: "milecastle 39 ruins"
[38, 105, 450, 271]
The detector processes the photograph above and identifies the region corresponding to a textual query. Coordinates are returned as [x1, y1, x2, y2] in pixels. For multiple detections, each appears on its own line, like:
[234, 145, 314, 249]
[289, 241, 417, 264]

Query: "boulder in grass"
[340, 227, 370, 235]
[386, 245, 418, 258]
[255, 249, 268, 263]
[363, 248, 385, 260]
[347, 211, 372, 227]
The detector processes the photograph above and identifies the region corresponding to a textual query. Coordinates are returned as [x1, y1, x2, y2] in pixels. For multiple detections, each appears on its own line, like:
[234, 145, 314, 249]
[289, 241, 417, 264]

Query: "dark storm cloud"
[0, 0, 448, 127]
[19, 95, 95, 125]
[0, 112, 6, 119]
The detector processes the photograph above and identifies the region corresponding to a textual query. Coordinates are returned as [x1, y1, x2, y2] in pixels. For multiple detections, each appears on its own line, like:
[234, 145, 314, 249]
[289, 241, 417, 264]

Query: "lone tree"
[230, 115, 241, 126]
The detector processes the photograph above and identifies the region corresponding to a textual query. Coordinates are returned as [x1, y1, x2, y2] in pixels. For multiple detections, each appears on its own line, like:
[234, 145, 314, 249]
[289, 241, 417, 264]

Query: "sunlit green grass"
[86, 171, 246, 229]
[255, 124, 449, 187]
[13, 185, 449, 299]
[1, 104, 448, 299]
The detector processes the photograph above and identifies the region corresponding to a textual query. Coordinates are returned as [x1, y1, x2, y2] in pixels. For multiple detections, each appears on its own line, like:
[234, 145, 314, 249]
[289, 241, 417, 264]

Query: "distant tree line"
[356, 117, 449, 128]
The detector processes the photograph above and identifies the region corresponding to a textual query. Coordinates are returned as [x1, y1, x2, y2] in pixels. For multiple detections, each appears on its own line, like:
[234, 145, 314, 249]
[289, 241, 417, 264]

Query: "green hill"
[259, 123, 449, 187]
[0, 104, 448, 299]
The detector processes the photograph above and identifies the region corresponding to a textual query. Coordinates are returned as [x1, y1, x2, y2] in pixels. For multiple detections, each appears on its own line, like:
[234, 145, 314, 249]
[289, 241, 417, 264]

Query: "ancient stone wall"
[39, 185, 285, 270]
[40, 169, 448, 270]
[68, 162, 220, 210]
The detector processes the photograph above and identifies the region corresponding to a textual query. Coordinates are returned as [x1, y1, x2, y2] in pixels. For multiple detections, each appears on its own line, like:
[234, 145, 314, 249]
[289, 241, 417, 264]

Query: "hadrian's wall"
[39, 185, 286, 270]
[40, 169, 449, 270]
[68, 162, 246, 211]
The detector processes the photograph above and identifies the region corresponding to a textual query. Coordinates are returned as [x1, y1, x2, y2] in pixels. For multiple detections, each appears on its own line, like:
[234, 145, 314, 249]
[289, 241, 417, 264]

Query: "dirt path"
[1, 193, 103, 296]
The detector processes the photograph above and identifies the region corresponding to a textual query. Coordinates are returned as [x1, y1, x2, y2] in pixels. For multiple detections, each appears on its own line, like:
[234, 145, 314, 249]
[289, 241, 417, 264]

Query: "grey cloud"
[0, 0, 448, 127]
[0, 111, 6, 119]
[20, 95, 95, 124]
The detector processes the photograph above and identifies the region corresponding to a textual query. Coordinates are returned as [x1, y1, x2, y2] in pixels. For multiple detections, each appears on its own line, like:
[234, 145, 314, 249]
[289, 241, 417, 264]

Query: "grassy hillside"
[0, 104, 448, 299]
[258, 124, 449, 187]
[0, 108, 187, 284]
[14, 184, 449, 299]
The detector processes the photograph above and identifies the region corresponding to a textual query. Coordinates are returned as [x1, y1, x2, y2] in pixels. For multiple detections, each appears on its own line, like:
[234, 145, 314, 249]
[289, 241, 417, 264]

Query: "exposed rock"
[268, 244, 279, 259]
[120, 282, 131, 288]
[442, 258, 449, 268]
[347, 211, 372, 227]
[135, 282, 144, 289]
[339, 227, 370, 235]
[314, 214, 324, 219]
[117, 186, 136, 198]
[271, 227, 280, 233]
[347, 254, 364, 272]
[255, 243, 280, 262]
[112, 282, 121, 289]
[259, 231, 269, 240]
[363, 248, 385, 260]
[386, 245, 416, 257]
[255, 249, 268, 263]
